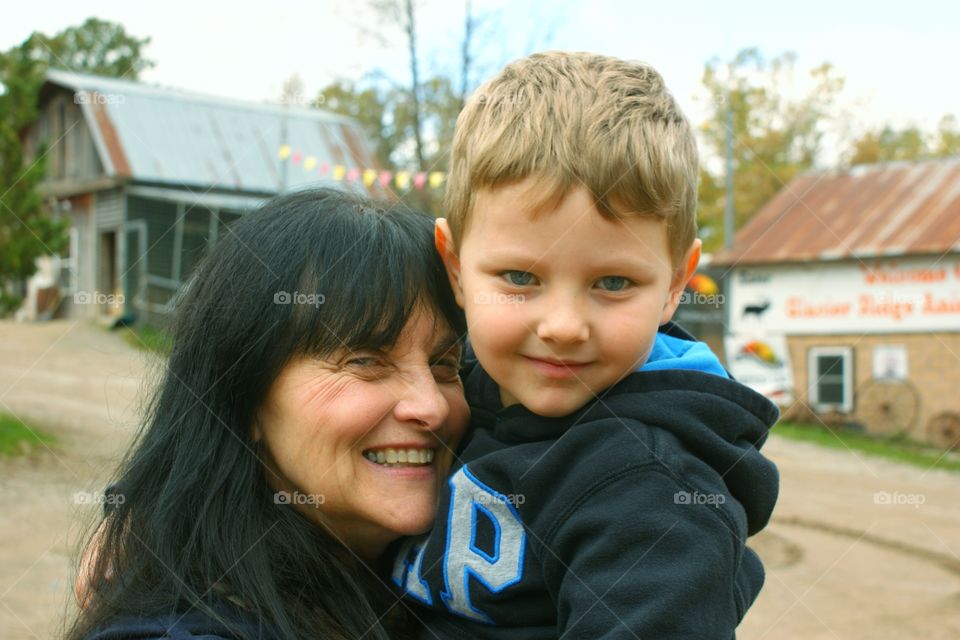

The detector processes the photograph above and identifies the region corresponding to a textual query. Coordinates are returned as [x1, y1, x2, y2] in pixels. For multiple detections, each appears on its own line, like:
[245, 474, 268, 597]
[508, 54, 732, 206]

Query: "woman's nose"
[392, 369, 451, 430]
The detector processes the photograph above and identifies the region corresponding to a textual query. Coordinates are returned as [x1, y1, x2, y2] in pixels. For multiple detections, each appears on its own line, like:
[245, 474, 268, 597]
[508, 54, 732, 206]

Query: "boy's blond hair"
[444, 51, 699, 265]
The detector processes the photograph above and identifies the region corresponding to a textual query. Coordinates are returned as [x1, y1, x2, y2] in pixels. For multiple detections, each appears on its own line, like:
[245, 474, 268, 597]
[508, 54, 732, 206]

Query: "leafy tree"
[0, 47, 51, 309]
[0, 18, 151, 311]
[935, 114, 960, 157]
[316, 78, 396, 170]
[316, 73, 462, 213]
[846, 114, 959, 166]
[697, 49, 844, 252]
[26, 17, 154, 79]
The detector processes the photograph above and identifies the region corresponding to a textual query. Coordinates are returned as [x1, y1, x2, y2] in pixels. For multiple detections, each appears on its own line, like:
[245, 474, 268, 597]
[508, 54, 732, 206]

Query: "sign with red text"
[727, 256, 960, 335]
[724, 334, 794, 406]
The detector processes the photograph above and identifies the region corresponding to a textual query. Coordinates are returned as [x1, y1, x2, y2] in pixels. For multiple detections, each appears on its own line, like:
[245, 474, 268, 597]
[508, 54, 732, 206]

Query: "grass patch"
[120, 324, 173, 355]
[0, 413, 56, 457]
[773, 422, 960, 473]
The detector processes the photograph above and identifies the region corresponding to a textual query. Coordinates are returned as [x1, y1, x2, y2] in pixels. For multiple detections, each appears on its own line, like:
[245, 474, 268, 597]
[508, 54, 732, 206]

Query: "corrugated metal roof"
[43, 69, 379, 194]
[712, 158, 960, 265]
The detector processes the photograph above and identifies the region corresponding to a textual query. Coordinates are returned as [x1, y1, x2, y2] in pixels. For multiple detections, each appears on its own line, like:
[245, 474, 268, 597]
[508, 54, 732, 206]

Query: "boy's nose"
[536, 301, 589, 344]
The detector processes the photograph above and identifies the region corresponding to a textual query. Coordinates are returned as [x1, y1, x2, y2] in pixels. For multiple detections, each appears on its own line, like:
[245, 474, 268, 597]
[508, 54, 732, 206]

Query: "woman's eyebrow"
[431, 337, 463, 358]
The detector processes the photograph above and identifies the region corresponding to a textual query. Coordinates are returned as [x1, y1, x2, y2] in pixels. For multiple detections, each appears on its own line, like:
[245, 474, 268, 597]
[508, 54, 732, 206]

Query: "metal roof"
[43, 69, 379, 194]
[712, 158, 960, 265]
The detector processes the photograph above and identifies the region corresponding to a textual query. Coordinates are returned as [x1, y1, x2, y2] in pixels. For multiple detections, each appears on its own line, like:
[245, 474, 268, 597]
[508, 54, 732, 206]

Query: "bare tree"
[403, 0, 426, 168]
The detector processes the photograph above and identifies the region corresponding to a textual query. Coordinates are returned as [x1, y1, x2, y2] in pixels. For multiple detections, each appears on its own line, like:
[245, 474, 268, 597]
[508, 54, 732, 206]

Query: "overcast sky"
[3, 0, 957, 156]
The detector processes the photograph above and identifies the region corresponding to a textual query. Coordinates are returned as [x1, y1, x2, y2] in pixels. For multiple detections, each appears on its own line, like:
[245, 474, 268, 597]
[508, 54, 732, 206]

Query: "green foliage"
[847, 114, 959, 166]
[935, 115, 960, 156]
[318, 74, 460, 172]
[316, 74, 461, 214]
[0, 412, 56, 456]
[0, 47, 60, 311]
[697, 49, 845, 252]
[120, 323, 172, 355]
[0, 19, 152, 312]
[774, 422, 960, 472]
[318, 79, 396, 170]
[26, 17, 154, 79]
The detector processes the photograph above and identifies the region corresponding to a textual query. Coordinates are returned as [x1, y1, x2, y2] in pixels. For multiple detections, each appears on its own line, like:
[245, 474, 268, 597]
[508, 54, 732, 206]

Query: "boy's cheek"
[461, 297, 509, 345]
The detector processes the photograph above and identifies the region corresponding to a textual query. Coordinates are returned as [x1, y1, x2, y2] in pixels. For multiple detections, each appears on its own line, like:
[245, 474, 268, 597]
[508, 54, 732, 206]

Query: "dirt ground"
[1, 319, 958, 639]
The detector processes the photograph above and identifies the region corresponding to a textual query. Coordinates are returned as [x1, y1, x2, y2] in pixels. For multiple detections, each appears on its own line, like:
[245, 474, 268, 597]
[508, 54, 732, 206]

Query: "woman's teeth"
[364, 448, 435, 466]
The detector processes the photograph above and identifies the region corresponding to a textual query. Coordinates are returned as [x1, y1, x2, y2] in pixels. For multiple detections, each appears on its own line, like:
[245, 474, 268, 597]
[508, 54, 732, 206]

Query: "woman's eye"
[343, 355, 389, 371]
[503, 271, 537, 286]
[596, 276, 632, 292]
[431, 359, 461, 382]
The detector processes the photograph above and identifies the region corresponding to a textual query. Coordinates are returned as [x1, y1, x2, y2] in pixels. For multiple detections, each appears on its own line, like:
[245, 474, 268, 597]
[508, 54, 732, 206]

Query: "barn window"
[808, 347, 853, 412]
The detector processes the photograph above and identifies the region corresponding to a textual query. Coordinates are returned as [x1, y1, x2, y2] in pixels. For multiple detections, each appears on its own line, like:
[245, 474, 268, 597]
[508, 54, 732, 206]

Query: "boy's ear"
[660, 239, 702, 325]
[435, 218, 466, 309]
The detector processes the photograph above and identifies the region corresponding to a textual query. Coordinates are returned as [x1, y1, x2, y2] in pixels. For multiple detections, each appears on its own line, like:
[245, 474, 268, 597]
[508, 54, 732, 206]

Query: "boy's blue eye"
[504, 271, 536, 286]
[597, 276, 630, 291]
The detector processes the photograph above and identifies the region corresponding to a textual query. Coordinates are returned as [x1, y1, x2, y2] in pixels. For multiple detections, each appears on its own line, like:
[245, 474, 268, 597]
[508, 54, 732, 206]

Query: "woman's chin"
[379, 499, 440, 538]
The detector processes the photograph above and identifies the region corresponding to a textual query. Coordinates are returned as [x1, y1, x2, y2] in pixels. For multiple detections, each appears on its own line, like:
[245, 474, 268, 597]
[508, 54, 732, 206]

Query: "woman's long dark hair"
[66, 188, 465, 640]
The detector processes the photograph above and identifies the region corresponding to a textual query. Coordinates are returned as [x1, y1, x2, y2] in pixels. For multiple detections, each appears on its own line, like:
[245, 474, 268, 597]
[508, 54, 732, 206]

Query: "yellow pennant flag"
[395, 171, 410, 190]
[363, 169, 377, 187]
[304, 156, 317, 171]
[278, 145, 291, 160]
[332, 165, 346, 181]
[428, 172, 445, 189]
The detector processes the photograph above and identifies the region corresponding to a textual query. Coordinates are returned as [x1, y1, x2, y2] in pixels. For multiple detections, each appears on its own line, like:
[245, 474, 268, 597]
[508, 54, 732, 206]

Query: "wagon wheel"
[926, 412, 960, 450]
[855, 378, 920, 436]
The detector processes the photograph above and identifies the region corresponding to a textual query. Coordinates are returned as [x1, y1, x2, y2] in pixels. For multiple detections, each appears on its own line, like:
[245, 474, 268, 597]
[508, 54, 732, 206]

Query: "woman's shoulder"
[84, 602, 275, 640]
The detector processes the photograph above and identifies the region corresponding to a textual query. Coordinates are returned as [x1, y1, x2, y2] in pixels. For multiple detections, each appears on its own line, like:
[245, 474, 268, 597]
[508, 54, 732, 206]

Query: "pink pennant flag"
[346, 168, 361, 183]
[292, 152, 303, 165]
[378, 171, 393, 187]
[318, 162, 330, 176]
[413, 172, 427, 190]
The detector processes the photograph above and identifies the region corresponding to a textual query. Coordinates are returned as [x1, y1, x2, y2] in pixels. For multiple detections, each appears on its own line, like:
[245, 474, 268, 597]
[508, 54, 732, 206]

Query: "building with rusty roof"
[713, 158, 960, 449]
[23, 69, 380, 323]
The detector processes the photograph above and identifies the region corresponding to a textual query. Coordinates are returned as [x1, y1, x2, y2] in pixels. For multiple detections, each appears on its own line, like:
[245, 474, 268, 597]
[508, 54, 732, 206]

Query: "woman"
[67, 188, 470, 640]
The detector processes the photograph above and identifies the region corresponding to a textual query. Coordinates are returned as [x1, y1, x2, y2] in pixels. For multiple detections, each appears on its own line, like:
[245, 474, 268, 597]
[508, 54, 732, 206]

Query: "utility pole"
[723, 78, 735, 251]
[280, 103, 289, 193]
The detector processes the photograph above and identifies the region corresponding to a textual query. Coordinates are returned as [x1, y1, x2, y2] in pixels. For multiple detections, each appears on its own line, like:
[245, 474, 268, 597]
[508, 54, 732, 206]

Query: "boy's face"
[438, 178, 699, 417]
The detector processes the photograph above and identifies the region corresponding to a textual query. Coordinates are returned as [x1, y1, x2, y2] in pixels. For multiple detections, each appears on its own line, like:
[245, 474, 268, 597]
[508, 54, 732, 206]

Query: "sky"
[2, 0, 957, 161]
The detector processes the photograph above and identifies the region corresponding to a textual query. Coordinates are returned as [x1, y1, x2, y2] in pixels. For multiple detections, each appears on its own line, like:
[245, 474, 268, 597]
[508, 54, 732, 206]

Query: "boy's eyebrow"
[477, 248, 663, 277]
[588, 257, 663, 278]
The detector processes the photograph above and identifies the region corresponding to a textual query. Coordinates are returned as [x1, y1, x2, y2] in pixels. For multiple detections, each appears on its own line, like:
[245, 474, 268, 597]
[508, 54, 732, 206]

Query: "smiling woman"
[254, 305, 467, 561]
[66, 188, 469, 640]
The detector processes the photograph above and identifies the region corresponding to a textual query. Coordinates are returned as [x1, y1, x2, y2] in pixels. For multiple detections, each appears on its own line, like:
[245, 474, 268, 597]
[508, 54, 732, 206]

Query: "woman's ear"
[250, 415, 262, 443]
[660, 238, 702, 325]
[435, 219, 466, 309]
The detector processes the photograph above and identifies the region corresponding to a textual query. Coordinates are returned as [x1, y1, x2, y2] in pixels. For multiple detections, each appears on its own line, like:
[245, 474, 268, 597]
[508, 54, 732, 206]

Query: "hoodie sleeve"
[539, 464, 753, 640]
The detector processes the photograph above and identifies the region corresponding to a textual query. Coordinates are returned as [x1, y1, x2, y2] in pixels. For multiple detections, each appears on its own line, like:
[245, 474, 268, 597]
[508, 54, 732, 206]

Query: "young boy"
[391, 51, 779, 639]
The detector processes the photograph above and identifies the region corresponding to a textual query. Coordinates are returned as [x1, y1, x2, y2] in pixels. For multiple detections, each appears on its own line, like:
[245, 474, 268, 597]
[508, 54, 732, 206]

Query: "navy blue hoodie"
[391, 324, 780, 639]
[83, 601, 279, 640]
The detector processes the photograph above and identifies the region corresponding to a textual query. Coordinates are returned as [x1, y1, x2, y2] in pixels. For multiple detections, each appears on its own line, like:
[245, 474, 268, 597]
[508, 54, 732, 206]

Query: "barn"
[22, 69, 380, 324]
[713, 158, 960, 449]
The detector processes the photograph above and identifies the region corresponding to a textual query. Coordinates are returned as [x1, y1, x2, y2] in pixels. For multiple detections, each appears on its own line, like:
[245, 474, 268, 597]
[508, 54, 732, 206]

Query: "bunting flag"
[276, 145, 448, 191]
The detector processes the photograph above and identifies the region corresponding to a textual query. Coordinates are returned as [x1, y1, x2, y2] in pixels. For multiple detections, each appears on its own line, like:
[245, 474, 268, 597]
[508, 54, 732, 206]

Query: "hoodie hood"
[462, 323, 780, 536]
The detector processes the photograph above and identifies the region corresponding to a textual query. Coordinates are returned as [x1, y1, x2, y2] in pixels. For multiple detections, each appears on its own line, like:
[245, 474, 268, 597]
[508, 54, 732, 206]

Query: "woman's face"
[254, 306, 470, 560]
